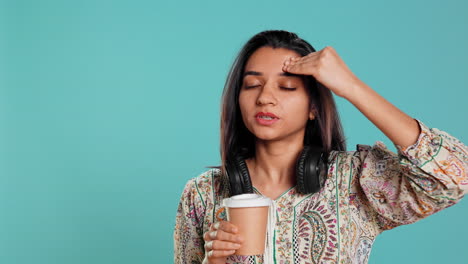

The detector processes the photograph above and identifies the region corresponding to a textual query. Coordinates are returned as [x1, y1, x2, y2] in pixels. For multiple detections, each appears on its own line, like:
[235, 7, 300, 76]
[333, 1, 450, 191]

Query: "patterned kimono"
[174, 119, 468, 264]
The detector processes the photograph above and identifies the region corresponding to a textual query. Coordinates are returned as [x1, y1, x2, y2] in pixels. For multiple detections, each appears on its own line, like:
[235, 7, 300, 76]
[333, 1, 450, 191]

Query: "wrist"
[344, 78, 370, 103]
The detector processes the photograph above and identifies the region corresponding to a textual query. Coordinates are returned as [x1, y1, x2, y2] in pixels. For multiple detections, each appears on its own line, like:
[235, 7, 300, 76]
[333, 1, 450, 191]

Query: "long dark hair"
[207, 30, 346, 179]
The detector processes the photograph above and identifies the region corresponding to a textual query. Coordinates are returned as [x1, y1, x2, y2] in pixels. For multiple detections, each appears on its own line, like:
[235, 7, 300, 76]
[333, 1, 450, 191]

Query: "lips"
[255, 112, 279, 126]
[255, 112, 279, 119]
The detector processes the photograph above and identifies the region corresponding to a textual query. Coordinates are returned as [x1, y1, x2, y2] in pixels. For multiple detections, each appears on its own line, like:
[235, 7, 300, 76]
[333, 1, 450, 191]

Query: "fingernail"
[236, 236, 243, 242]
[210, 231, 217, 239]
[214, 222, 220, 229]
[232, 226, 238, 233]
[234, 243, 241, 248]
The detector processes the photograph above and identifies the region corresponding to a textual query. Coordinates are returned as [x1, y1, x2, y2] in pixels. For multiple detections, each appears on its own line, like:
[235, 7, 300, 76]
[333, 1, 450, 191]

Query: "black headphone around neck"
[224, 145, 329, 196]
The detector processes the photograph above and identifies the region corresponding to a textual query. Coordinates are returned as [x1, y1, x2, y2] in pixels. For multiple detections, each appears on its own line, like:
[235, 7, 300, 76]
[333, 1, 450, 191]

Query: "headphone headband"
[225, 146, 328, 196]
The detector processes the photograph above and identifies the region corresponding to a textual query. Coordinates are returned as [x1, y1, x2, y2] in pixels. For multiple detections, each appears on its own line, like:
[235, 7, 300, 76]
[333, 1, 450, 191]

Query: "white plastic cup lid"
[222, 193, 272, 208]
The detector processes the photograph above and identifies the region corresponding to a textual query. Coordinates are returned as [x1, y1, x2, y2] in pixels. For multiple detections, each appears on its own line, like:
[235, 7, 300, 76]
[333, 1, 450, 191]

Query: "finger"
[285, 59, 319, 75]
[291, 57, 307, 65]
[203, 231, 212, 242]
[207, 249, 236, 259]
[283, 62, 305, 74]
[283, 56, 299, 66]
[296, 53, 318, 64]
[214, 221, 239, 234]
[283, 60, 293, 71]
[204, 229, 243, 243]
[283, 57, 306, 70]
[204, 240, 241, 251]
[298, 52, 319, 65]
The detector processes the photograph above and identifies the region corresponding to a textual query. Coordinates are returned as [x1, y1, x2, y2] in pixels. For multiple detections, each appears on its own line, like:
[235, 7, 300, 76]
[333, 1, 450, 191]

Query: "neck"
[246, 138, 304, 187]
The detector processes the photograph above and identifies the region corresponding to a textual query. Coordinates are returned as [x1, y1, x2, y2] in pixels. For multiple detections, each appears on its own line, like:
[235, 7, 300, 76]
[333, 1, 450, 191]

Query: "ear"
[309, 106, 316, 120]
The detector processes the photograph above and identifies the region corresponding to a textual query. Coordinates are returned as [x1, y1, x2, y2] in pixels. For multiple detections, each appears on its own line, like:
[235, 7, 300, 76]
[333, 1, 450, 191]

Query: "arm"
[342, 63, 467, 230]
[174, 178, 206, 264]
[354, 119, 468, 232]
[282, 46, 467, 229]
[283, 46, 421, 148]
[345, 78, 421, 149]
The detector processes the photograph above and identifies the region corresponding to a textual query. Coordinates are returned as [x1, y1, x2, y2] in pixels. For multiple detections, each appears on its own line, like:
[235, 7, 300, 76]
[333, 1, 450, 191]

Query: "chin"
[252, 132, 282, 142]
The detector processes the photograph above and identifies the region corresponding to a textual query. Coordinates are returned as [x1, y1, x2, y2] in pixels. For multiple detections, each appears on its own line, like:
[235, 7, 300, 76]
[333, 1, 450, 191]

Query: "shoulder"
[328, 146, 366, 170]
[327, 148, 361, 188]
[180, 168, 227, 206]
[337, 139, 400, 167]
[326, 142, 397, 185]
[190, 167, 224, 190]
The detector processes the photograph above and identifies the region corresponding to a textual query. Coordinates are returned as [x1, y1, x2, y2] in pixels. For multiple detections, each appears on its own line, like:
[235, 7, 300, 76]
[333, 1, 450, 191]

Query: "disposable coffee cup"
[222, 194, 272, 255]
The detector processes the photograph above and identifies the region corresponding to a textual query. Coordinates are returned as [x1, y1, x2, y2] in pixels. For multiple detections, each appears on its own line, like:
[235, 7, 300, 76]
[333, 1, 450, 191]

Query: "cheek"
[238, 92, 251, 120]
[238, 92, 246, 111]
[286, 96, 311, 118]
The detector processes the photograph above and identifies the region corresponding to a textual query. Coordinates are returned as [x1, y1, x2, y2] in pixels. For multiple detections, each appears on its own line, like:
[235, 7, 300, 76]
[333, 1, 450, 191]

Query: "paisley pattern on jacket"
[174, 119, 468, 264]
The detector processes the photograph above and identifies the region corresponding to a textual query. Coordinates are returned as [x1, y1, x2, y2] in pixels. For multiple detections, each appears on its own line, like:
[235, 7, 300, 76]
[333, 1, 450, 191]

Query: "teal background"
[1, 0, 467, 263]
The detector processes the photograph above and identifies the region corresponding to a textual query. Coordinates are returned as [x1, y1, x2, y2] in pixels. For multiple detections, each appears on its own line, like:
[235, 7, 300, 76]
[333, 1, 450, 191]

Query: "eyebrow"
[243, 71, 301, 78]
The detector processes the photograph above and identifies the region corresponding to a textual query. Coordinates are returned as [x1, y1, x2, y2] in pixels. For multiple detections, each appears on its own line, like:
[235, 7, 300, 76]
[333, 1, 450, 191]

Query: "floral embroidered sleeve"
[174, 178, 206, 264]
[356, 118, 468, 232]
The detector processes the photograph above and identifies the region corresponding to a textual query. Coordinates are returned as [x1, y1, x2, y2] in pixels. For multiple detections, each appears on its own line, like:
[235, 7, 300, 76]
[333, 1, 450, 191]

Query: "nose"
[256, 83, 277, 106]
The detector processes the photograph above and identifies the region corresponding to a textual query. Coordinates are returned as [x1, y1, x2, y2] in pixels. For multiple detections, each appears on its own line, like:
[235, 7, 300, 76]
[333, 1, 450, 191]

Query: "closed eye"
[244, 85, 296, 91]
[280, 87, 296, 91]
[245, 85, 260, 89]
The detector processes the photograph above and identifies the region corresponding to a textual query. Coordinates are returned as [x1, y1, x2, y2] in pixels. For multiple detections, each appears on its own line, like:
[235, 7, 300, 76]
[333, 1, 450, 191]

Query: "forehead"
[244, 46, 301, 73]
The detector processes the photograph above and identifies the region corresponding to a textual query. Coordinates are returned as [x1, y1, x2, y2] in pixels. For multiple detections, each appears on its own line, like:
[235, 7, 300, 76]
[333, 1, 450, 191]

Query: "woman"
[174, 30, 468, 264]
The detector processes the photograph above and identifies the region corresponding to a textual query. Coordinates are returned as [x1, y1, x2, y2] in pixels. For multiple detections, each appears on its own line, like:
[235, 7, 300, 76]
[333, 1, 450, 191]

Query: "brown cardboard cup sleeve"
[221, 194, 274, 257]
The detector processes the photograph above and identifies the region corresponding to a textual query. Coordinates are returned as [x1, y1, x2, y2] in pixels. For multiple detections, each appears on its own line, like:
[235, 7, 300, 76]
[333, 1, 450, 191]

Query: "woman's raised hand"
[202, 221, 244, 264]
[282, 46, 362, 99]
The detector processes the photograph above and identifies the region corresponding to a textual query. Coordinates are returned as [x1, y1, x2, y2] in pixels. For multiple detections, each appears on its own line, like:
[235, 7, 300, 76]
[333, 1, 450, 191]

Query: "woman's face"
[239, 46, 314, 143]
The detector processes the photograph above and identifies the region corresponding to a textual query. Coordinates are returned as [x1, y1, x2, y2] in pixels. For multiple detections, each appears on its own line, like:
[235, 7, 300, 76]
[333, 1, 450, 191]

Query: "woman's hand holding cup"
[202, 221, 244, 264]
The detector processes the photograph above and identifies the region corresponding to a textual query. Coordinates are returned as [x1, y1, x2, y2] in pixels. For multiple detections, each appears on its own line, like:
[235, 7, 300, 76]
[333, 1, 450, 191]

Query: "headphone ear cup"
[295, 146, 328, 194]
[295, 147, 309, 194]
[224, 155, 253, 196]
[235, 156, 253, 194]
